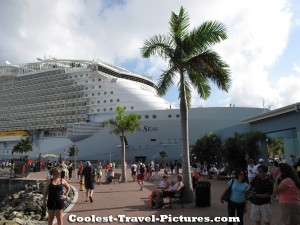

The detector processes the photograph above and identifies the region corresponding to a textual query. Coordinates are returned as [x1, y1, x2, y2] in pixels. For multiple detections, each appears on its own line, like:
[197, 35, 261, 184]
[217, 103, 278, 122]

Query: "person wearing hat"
[254, 158, 264, 176]
[289, 154, 296, 167]
[81, 161, 95, 203]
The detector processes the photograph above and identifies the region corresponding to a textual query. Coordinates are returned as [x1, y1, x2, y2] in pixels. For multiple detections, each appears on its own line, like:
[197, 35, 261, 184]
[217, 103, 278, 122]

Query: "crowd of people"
[219, 157, 300, 225]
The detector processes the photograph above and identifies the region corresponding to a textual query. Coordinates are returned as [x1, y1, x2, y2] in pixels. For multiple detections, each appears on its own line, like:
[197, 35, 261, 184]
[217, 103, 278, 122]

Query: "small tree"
[191, 132, 222, 165]
[12, 138, 33, 162]
[100, 107, 141, 183]
[68, 144, 78, 158]
[223, 131, 266, 171]
[159, 151, 168, 162]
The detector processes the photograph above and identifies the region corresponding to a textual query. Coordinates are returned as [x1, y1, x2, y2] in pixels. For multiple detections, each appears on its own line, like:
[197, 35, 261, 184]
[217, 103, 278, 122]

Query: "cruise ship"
[0, 59, 268, 161]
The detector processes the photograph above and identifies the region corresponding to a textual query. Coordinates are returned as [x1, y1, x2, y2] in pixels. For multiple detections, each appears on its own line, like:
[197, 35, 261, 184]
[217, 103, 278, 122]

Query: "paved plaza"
[26, 169, 281, 225]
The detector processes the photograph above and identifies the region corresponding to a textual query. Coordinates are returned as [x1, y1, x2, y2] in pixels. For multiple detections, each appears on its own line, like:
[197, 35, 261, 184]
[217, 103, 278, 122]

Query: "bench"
[166, 186, 185, 208]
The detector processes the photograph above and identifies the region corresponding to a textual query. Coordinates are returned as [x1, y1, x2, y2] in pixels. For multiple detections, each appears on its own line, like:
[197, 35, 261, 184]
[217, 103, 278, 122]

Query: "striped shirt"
[250, 176, 273, 205]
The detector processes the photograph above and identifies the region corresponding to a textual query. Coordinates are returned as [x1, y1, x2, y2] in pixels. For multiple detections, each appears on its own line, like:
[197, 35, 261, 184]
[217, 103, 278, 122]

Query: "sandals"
[89, 196, 93, 203]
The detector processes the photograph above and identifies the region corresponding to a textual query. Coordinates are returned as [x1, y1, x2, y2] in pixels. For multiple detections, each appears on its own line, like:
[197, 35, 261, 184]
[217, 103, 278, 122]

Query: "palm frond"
[188, 69, 211, 100]
[169, 6, 190, 42]
[184, 21, 227, 56]
[140, 34, 173, 59]
[157, 67, 176, 96]
[186, 50, 230, 92]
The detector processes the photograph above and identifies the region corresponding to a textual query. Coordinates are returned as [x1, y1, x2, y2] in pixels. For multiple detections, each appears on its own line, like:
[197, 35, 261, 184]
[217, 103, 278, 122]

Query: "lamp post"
[74, 144, 78, 178]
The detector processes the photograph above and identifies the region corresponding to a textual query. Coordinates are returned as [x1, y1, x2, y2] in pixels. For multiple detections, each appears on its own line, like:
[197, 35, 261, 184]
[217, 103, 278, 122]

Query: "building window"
[152, 115, 157, 119]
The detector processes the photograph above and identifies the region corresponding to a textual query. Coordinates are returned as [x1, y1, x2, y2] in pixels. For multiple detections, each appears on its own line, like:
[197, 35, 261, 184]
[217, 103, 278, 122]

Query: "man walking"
[247, 165, 273, 225]
[137, 160, 145, 191]
[81, 161, 95, 203]
[131, 162, 137, 181]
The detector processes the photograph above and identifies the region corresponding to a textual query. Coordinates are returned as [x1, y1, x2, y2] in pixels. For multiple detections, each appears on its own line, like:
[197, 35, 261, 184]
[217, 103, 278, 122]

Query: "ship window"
[86, 74, 88, 76]
[80, 74, 83, 77]
[98, 78, 101, 81]
[92, 93, 94, 96]
[99, 85, 101, 88]
[145, 115, 149, 119]
[85, 87, 88, 90]
[110, 99, 113, 102]
[91, 109, 94, 112]
[75, 75, 78, 78]
[131, 106, 134, 110]
[110, 108, 113, 111]
[111, 91, 113, 94]
[117, 99, 120, 102]
[124, 107, 126, 110]
[85, 94, 88, 97]
[98, 92, 100, 95]
[104, 100, 106, 103]
[168, 115, 172, 118]
[104, 92, 107, 95]
[176, 114, 180, 118]
[86, 80, 88, 83]
[74, 82, 77, 84]
[97, 101, 100, 103]
[69, 76, 72, 79]
[152, 115, 157, 119]
[92, 79, 95, 82]
[104, 108, 106, 111]
[151, 139, 156, 142]
[92, 86, 94, 89]
[97, 109, 100, 112]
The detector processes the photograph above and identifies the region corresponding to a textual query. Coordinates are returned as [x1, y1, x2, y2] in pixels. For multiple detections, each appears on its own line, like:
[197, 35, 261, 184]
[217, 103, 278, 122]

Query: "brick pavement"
[27, 169, 281, 225]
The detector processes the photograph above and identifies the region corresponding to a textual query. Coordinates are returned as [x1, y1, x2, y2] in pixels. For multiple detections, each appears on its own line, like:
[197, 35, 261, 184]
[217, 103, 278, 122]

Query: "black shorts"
[131, 171, 136, 175]
[47, 199, 64, 210]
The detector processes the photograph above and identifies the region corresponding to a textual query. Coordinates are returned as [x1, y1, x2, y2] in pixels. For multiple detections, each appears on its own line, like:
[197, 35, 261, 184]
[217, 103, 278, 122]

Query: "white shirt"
[247, 164, 256, 178]
[131, 164, 137, 171]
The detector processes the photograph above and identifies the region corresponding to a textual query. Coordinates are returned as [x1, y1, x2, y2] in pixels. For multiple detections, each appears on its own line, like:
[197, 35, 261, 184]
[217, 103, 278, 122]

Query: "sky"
[0, 0, 299, 109]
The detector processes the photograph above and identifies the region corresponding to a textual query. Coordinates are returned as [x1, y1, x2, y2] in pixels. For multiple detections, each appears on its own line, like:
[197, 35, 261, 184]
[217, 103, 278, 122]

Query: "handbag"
[222, 179, 234, 202]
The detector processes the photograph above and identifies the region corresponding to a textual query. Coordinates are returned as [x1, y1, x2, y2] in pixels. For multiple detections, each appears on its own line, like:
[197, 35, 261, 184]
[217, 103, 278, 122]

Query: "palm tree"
[159, 150, 168, 162]
[12, 138, 33, 157]
[141, 6, 230, 202]
[100, 106, 141, 183]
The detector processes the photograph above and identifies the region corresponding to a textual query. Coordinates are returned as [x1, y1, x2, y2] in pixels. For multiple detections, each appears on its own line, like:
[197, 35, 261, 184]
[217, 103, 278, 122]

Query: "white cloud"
[0, 0, 297, 109]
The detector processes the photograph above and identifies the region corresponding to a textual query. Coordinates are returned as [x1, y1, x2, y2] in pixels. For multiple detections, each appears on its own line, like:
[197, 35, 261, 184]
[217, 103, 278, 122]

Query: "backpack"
[131, 165, 135, 172]
[139, 164, 145, 174]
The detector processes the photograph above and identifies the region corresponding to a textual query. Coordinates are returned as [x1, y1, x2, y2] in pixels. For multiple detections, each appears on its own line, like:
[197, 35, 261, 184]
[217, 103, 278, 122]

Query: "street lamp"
[74, 144, 78, 178]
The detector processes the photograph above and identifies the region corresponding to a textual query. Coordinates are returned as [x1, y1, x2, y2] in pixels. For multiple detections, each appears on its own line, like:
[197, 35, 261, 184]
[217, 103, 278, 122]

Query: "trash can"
[195, 181, 211, 207]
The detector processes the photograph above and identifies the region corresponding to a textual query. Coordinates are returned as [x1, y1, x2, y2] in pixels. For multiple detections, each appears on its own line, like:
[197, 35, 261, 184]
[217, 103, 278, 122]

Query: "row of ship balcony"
[0, 69, 67, 90]
[0, 82, 81, 99]
[0, 99, 87, 115]
[0, 114, 87, 130]
[0, 79, 77, 96]
[0, 107, 87, 120]
[0, 91, 85, 107]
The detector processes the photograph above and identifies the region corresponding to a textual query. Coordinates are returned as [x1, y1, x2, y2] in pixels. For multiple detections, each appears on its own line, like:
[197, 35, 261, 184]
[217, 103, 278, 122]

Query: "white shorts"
[250, 203, 272, 223]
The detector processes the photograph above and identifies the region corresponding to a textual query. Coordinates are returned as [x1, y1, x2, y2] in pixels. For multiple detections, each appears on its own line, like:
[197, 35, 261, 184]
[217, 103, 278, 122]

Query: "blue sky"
[0, 0, 299, 109]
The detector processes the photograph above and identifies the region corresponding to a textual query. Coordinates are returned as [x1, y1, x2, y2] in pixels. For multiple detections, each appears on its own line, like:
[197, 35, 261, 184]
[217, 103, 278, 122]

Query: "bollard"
[80, 180, 85, 191]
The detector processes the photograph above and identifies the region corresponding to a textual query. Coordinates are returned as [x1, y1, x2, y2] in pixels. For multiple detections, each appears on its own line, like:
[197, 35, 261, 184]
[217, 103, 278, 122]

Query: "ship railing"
[66, 122, 101, 137]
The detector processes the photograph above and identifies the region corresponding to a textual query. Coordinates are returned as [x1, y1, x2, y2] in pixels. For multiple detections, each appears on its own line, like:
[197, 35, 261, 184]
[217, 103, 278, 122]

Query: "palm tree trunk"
[179, 72, 195, 203]
[121, 131, 127, 183]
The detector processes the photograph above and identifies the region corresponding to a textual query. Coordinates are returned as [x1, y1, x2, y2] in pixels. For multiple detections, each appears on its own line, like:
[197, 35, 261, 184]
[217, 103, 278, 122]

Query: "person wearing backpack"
[137, 160, 146, 191]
